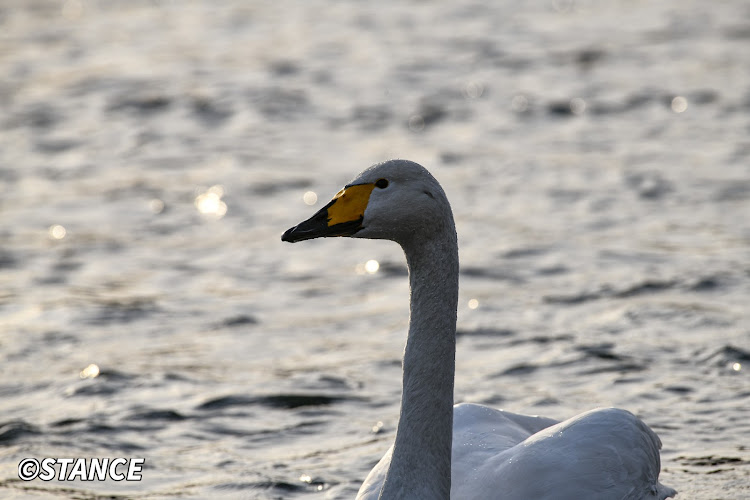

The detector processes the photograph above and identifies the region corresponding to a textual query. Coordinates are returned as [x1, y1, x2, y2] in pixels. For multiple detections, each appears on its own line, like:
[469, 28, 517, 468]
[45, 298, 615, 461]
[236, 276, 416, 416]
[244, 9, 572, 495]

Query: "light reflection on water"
[464, 81, 484, 99]
[408, 114, 425, 132]
[79, 363, 100, 379]
[194, 185, 227, 219]
[355, 259, 380, 275]
[671, 96, 688, 113]
[569, 97, 586, 116]
[149, 198, 165, 214]
[303, 191, 318, 205]
[49, 224, 67, 240]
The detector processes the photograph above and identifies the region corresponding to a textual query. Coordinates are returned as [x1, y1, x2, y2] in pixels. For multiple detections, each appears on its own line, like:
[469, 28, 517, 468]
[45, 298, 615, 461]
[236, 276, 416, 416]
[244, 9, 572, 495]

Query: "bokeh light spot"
[356, 259, 381, 275]
[303, 191, 318, 205]
[570, 97, 586, 115]
[49, 224, 67, 240]
[79, 363, 100, 379]
[195, 185, 227, 219]
[671, 96, 688, 113]
[468, 298, 479, 310]
[149, 199, 165, 214]
[365, 259, 380, 274]
[465, 81, 484, 99]
[408, 115, 425, 132]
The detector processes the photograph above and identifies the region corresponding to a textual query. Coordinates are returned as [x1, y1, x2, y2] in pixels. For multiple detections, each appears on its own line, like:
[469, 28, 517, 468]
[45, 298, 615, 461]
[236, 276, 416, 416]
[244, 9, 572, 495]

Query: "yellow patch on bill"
[327, 183, 376, 226]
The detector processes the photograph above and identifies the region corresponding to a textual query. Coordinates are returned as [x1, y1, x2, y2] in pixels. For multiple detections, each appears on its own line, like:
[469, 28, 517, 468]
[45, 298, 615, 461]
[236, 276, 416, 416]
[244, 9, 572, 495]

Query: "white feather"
[287, 159, 676, 500]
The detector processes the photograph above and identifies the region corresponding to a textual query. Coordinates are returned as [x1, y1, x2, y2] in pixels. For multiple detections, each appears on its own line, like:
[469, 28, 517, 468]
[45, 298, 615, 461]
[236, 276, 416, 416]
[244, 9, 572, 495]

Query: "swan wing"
[452, 407, 677, 500]
[357, 403, 558, 500]
[357, 406, 675, 500]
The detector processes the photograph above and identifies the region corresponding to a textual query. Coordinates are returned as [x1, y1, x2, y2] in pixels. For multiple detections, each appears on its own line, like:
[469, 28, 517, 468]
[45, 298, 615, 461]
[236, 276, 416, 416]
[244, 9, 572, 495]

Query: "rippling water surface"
[1, 1, 749, 498]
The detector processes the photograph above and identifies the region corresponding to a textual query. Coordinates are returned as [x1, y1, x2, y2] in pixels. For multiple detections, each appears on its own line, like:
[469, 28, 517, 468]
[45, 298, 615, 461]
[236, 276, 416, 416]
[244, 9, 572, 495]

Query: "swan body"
[282, 160, 676, 500]
[359, 404, 675, 500]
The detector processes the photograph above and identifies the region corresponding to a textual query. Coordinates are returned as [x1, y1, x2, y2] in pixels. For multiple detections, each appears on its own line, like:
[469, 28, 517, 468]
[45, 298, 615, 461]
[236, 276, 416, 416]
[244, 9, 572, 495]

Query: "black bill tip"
[281, 223, 318, 243]
[282, 209, 364, 243]
[281, 206, 329, 242]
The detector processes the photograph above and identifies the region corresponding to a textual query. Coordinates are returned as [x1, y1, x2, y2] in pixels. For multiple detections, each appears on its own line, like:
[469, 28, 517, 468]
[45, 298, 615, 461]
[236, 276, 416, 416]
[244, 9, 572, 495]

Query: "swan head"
[282, 159, 453, 246]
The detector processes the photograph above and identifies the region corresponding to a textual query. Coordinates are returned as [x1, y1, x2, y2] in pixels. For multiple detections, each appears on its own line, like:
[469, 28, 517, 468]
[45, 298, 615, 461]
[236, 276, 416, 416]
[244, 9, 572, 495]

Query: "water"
[1, 1, 749, 498]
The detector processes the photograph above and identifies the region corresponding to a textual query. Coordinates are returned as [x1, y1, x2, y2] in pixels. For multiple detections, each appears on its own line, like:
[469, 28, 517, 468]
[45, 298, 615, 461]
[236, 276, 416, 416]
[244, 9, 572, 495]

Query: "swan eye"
[375, 178, 389, 189]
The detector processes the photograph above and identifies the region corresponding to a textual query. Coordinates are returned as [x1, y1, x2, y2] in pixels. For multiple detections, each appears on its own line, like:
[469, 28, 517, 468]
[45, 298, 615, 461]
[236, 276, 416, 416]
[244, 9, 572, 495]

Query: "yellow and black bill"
[281, 183, 376, 243]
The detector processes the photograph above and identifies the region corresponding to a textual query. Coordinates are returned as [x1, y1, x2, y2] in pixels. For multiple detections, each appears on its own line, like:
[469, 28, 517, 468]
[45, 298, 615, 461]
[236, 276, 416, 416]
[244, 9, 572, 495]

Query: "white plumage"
[283, 159, 676, 500]
[359, 404, 675, 499]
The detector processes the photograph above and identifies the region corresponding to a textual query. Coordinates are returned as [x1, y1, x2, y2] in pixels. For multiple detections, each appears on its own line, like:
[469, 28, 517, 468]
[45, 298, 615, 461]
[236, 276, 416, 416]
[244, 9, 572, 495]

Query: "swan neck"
[380, 230, 459, 499]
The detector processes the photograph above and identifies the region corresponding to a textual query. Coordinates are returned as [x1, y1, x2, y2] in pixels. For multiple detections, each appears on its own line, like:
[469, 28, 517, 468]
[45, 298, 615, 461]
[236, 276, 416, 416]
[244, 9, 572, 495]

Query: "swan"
[282, 159, 676, 500]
